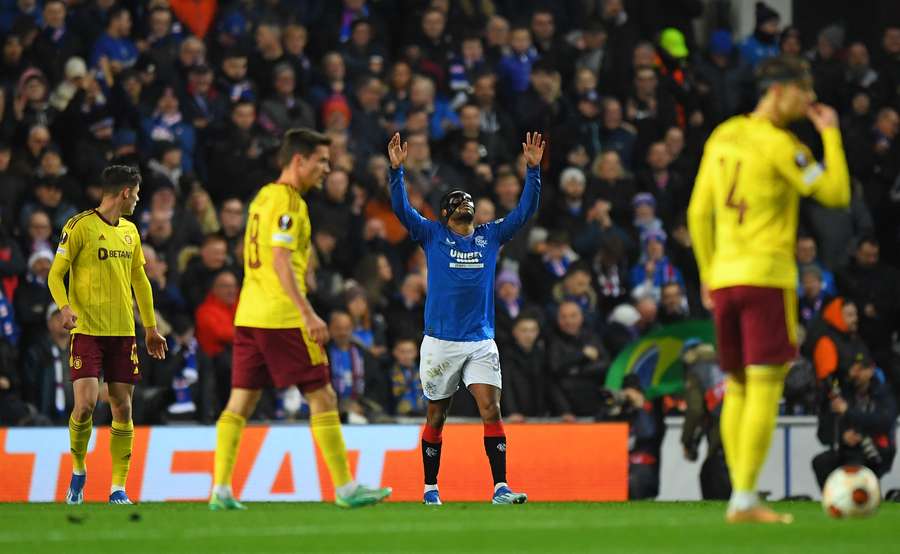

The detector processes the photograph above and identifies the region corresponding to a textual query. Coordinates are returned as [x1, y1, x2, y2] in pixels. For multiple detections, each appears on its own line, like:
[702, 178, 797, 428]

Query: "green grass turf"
[0, 501, 896, 554]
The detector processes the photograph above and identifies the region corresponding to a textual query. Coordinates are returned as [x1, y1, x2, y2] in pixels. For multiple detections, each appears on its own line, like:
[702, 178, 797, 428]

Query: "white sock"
[72, 468, 85, 476]
[336, 481, 358, 498]
[424, 484, 439, 493]
[494, 482, 508, 493]
[213, 485, 233, 498]
[728, 490, 758, 512]
[110, 485, 126, 494]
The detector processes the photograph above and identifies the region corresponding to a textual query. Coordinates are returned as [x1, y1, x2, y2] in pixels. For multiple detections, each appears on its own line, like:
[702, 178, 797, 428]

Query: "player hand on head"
[60, 305, 78, 330]
[304, 311, 330, 346]
[388, 132, 408, 169]
[522, 132, 546, 168]
[145, 327, 168, 360]
[806, 103, 838, 131]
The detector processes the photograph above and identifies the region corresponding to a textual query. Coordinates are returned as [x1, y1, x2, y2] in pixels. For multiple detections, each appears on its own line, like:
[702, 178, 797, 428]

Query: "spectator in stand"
[630, 193, 663, 240]
[20, 210, 54, 259]
[835, 236, 900, 373]
[350, 75, 388, 162]
[385, 272, 425, 344]
[549, 263, 598, 328]
[217, 47, 256, 105]
[500, 311, 549, 421]
[812, 349, 896, 489]
[326, 310, 389, 423]
[804, 297, 868, 382]
[695, 30, 744, 125]
[218, 198, 245, 259]
[592, 150, 636, 228]
[796, 235, 836, 296]
[141, 86, 196, 173]
[195, 270, 239, 360]
[658, 281, 689, 325]
[259, 62, 316, 139]
[90, 6, 138, 79]
[879, 25, 900, 111]
[494, 269, 533, 350]
[471, 71, 517, 151]
[636, 142, 687, 228]
[415, 7, 453, 85]
[798, 266, 829, 330]
[141, 243, 184, 327]
[591, 234, 632, 315]
[520, 229, 578, 306]
[208, 100, 269, 202]
[181, 234, 235, 313]
[625, 65, 678, 162]
[388, 336, 425, 416]
[339, 18, 386, 83]
[345, 286, 388, 361]
[0, 142, 26, 233]
[548, 300, 609, 419]
[181, 63, 226, 141]
[630, 229, 684, 302]
[396, 75, 458, 142]
[13, 249, 53, 352]
[20, 178, 76, 238]
[21, 303, 73, 424]
[250, 20, 289, 100]
[447, 33, 487, 109]
[739, 2, 781, 69]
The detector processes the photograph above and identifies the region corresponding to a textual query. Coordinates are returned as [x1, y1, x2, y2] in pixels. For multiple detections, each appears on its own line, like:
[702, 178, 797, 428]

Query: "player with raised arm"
[688, 56, 850, 523]
[48, 165, 168, 505]
[388, 131, 543, 505]
[209, 129, 391, 510]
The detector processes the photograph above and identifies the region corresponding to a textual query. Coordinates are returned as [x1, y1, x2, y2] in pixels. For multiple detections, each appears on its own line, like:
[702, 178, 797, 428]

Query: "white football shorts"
[419, 336, 502, 400]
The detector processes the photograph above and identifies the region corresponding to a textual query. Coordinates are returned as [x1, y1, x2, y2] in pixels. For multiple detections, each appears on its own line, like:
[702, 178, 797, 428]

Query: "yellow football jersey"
[234, 183, 312, 329]
[54, 210, 146, 336]
[688, 115, 850, 291]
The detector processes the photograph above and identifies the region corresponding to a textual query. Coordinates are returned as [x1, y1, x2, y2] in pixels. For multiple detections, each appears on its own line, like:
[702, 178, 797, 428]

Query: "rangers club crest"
[475, 235, 487, 248]
[278, 214, 293, 231]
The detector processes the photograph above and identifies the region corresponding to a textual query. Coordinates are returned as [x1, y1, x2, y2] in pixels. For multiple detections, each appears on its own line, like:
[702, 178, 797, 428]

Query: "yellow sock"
[213, 410, 247, 488]
[732, 365, 788, 493]
[69, 415, 93, 474]
[109, 420, 134, 489]
[310, 410, 353, 490]
[720, 374, 746, 489]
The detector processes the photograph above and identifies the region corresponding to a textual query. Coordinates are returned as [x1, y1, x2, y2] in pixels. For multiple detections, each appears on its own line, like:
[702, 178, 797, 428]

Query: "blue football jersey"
[390, 165, 541, 341]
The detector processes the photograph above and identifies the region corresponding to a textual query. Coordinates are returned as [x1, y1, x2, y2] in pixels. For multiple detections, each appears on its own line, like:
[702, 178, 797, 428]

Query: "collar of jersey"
[447, 227, 475, 239]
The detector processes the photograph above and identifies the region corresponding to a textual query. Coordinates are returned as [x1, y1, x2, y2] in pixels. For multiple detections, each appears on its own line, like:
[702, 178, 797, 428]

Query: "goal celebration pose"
[49, 165, 168, 505]
[688, 56, 849, 523]
[209, 129, 391, 510]
[388, 131, 543, 505]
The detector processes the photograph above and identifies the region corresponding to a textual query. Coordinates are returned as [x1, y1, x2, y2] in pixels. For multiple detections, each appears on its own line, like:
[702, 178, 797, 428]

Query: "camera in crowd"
[598, 374, 645, 420]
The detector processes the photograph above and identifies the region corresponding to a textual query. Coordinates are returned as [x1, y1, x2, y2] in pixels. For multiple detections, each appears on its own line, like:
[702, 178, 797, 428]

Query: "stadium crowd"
[0, 0, 898, 489]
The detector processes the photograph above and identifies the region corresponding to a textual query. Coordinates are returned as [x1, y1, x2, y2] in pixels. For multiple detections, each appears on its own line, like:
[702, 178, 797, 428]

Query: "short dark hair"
[755, 55, 812, 93]
[277, 128, 331, 168]
[857, 234, 879, 249]
[101, 165, 141, 194]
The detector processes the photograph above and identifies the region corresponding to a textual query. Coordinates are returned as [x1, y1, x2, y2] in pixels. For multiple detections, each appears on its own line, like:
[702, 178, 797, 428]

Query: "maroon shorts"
[711, 286, 798, 373]
[232, 326, 331, 392]
[70, 334, 140, 384]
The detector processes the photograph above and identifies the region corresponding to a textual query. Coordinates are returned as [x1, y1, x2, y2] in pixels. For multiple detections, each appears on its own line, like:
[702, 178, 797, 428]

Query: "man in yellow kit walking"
[688, 56, 849, 523]
[49, 165, 168, 505]
[209, 128, 391, 510]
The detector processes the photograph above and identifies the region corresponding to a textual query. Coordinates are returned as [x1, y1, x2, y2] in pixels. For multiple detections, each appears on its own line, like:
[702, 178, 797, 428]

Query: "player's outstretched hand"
[60, 305, 78, 330]
[145, 327, 168, 360]
[305, 312, 330, 346]
[388, 132, 408, 169]
[522, 131, 545, 167]
[807, 103, 838, 132]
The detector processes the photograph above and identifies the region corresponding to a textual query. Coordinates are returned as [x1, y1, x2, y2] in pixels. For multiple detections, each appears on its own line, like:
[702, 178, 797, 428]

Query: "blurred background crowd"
[0, 1, 898, 492]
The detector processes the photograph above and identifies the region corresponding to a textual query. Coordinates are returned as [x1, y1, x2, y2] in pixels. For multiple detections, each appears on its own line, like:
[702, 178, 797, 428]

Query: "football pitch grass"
[1, 501, 896, 554]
